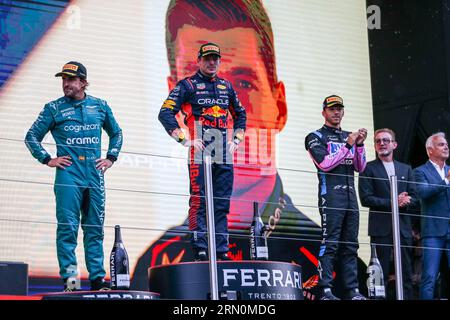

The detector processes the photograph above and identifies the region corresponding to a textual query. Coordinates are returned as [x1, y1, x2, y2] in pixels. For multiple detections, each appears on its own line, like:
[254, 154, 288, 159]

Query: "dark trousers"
[371, 236, 414, 299]
[318, 191, 359, 290]
[188, 152, 233, 254]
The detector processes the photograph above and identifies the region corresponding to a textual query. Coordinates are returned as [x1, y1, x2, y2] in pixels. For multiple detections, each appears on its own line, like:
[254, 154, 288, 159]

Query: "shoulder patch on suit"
[312, 130, 322, 139]
[181, 77, 195, 91]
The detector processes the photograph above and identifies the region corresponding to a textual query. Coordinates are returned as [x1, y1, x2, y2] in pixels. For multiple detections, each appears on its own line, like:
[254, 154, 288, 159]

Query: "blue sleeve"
[102, 101, 123, 162]
[158, 81, 189, 136]
[228, 82, 246, 131]
[413, 167, 447, 200]
[24, 104, 55, 164]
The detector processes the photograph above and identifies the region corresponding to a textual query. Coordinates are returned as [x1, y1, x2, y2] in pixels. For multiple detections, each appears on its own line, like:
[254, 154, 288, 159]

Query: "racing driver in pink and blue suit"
[305, 95, 368, 300]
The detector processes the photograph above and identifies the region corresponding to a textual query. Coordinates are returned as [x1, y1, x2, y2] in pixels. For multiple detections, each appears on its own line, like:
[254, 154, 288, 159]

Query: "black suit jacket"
[358, 159, 419, 238]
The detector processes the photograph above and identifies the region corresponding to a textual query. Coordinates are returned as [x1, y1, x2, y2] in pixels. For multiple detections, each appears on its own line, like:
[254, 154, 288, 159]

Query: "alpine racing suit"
[158, 71, 246, 254]
[305, 125, 366, 290]
[25, 95, 122, 281]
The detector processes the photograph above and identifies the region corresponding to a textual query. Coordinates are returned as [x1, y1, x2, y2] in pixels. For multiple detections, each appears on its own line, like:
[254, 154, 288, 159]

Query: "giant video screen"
[0, 0, 374, 292]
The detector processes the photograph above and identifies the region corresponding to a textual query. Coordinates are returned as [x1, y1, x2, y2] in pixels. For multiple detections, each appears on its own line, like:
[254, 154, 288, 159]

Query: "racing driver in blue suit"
[158, 42, 246, 261]
[25, 61, 123, 291]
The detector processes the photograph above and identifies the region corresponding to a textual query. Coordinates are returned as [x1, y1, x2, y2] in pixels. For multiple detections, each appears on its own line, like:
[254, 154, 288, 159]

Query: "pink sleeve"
[353, 146, 366, 172]
[309, 145, 351, 172]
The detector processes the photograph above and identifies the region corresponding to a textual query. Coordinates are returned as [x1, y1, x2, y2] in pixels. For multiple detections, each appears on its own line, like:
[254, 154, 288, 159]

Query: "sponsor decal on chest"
[328, 141, 355, 163]
[60, 107, 75, 117]
[64, 123, 100, 132]
[201, 105, 227, 118]
[328, 142, 353, 154]
[197, 98, 229, 105]
[85, 105, 98, 113]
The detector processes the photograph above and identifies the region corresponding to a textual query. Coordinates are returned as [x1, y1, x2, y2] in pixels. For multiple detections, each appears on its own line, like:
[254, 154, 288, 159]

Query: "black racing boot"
[194, 249, 208, 262]
[62, 277, 80, 292]
[347, 288, 367, 300]
[217, 252, 232, 261]
[320, 287, 340, 300]
[90, 277, 111, 291]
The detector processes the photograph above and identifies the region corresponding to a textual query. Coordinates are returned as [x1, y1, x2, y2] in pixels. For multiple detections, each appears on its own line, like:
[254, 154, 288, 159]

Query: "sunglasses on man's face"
[375, 138, 393, 145]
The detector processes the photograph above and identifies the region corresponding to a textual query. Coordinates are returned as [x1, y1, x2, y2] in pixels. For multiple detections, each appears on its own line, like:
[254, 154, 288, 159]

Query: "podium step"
[149, 260, 303, 300]
[40, 290, 159, 300]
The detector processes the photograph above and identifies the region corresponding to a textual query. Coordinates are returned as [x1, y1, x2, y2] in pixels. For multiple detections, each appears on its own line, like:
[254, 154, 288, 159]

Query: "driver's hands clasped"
[348, 128, 367, 146]
[347, 132, 359, 146]
[356, 128, 368, 145]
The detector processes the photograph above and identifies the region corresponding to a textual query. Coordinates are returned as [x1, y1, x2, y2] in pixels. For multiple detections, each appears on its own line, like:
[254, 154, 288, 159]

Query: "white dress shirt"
[429, 160, 449, 185]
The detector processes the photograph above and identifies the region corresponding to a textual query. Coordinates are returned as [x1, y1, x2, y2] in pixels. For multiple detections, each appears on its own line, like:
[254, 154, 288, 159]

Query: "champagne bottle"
[250, 202, 269, 260]
[366, 244, 386, 299]
[110, 225, 130, 290]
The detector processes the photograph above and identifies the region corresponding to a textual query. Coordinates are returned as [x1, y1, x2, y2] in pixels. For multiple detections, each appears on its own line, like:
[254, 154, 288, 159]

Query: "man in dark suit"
[359, 128, 418, 299]
[413, 132, 450, 300]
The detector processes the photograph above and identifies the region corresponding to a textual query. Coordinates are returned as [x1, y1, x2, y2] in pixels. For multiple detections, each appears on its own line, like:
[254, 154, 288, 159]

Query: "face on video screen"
[0, 0, 374, 277]
[170, 27, 286, 131]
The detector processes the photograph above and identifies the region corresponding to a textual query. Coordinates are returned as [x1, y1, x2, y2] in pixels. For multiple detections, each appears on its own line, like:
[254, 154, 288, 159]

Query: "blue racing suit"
[158, 71, 246, 254]
[25, 95, 122, 281]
